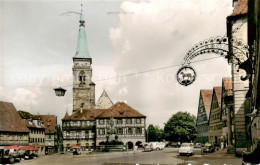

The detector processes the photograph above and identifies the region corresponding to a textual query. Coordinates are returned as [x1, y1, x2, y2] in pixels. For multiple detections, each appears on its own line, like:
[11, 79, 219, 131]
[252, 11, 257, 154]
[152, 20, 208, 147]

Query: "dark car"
[203, 143, 215, 153]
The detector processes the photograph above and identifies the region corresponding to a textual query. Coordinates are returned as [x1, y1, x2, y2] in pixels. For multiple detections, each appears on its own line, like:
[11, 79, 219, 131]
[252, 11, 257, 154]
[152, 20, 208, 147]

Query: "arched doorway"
[136, 141, 142, 148]
[127, 141, 134, 150]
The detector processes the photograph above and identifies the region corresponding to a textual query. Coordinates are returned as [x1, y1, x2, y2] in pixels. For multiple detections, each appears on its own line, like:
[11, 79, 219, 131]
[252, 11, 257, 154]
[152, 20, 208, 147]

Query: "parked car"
[150, 142, 165, 151]
[194, 143, 202, 149]
[144, 143, 152, 152]
[171, 142, 181, 148]
[203, 143, 215, 153]
[72, 148, 81, 155]
[179, 143, 195, 156]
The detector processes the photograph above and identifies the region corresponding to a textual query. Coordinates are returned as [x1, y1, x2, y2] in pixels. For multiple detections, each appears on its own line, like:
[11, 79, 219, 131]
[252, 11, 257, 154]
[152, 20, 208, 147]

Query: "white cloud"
[107, 0, 233, 127]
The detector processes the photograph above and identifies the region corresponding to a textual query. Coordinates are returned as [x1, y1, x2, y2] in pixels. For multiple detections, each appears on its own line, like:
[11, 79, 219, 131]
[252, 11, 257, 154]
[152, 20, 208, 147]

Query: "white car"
[150, 142, 165, 151]
[144, 143, 152, 152]
[179, 143, 195, 156]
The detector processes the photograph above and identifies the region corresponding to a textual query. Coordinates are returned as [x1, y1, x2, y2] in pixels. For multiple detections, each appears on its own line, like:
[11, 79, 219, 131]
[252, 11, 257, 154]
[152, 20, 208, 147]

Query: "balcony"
[62, 125, 94, 131]
[63, 136, 94, 140]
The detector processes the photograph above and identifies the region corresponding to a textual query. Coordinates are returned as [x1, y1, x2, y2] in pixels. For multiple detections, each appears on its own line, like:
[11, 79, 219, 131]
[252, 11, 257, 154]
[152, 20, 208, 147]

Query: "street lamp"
[54, 87, 67, 97]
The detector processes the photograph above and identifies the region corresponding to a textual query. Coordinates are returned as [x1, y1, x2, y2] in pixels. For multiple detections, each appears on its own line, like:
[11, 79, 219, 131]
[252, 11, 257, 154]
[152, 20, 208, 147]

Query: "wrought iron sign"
[176, 65, 196, 86]
[176, 36, 250, 86]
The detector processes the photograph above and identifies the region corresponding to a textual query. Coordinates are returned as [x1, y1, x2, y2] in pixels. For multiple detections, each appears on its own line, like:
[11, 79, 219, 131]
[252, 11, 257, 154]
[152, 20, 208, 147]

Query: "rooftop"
[0, 101, 29, 133]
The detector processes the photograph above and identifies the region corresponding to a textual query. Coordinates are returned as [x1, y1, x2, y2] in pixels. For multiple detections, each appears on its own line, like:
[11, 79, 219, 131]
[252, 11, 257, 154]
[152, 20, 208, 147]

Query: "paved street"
[17, 148, 241, 165]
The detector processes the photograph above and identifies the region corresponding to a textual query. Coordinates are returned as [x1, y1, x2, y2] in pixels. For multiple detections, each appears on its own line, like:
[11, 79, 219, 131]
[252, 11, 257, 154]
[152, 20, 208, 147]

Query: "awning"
[71, 144, 80, 148]
[19, 146, 39, 151]
[4, 145, 20, 150]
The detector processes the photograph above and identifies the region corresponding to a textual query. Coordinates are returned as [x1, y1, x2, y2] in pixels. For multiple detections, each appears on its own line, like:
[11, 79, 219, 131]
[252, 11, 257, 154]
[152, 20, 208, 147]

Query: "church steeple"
[73, 4, 91, 60]
[72, 4, 95, 113]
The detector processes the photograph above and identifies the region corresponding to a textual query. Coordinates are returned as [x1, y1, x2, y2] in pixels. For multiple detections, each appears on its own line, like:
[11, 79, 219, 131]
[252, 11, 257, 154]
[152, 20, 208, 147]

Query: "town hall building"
[62, 10, 146, 151]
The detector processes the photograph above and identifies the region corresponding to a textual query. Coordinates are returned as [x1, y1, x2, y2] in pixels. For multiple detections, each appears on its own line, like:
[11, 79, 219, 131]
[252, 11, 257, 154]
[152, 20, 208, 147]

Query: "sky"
[0, 0, 234, 128]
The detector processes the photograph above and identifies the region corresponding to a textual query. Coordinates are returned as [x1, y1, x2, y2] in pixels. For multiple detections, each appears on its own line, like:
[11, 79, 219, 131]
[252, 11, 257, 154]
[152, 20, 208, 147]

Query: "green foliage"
[147, 124, 164, 142]
[164, 111, 197, 142]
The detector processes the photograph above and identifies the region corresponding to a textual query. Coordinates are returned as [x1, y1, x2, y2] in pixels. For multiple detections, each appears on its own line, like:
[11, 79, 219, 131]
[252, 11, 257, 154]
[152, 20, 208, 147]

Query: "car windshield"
[181, 143, 191, 147]
[205, 143, 211, 147]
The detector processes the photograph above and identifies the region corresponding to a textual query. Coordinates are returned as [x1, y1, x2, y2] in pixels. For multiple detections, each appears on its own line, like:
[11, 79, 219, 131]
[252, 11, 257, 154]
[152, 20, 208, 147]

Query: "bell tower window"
[79, 71, 86, 84]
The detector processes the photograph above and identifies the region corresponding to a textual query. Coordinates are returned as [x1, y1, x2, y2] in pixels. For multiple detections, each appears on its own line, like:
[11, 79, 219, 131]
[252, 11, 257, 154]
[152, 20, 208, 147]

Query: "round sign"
[176, 65, 196, 86]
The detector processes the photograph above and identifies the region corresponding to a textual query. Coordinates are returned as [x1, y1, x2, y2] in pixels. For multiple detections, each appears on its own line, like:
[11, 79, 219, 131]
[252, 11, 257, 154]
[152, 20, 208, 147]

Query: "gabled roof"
[213, 87, 222, 108]
[0, 101, 29, 133]
[34, 115, 57, 134]
[96, 102, 146, 118]
[200, 90, 213, 118]
[222, 77, 233, 96]
[96, 90, 113, 109]
[63, 111, 70, 120]
[62, 109, 105, 121]
[230, 0, 248, 17]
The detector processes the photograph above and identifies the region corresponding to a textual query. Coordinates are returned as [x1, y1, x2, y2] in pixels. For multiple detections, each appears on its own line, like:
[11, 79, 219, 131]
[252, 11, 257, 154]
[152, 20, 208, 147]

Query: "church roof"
[0, 101, 29, 133]
[200, 90, 213, 118]
[73, 13, 91, 59]
[96, 102, 146, 118]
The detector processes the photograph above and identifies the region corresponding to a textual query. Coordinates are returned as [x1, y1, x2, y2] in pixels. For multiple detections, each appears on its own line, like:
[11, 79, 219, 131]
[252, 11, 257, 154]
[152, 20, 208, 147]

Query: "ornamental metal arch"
[176, 36, 250, 86]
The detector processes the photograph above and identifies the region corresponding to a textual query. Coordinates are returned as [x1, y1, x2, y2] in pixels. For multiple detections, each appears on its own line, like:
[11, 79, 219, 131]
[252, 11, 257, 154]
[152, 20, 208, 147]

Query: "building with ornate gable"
[208, 87, 222, 146]
[196, 90, 212, 144]
[221, 78, 234, 148]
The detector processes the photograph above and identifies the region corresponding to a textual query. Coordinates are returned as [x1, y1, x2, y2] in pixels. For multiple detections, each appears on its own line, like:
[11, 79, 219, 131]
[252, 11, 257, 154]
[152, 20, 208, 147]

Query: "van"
[150, 142, 165, 151]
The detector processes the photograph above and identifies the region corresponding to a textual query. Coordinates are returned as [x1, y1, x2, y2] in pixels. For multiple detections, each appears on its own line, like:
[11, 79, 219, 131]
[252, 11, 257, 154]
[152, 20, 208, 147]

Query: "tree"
[164, 111, 197, 143]
[147, 124, 163, 142]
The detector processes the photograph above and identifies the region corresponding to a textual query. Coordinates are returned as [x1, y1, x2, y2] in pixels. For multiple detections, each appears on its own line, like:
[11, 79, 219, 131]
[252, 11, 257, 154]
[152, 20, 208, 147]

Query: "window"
[136, 128, 142, 134]
[99, 120, 104, 125]
[117, 119, 122, 124]
[128, 128, 132, 134]
[136, 118, 141, 124]
[117, 128, 123, 135]
[99, 129, 105, 135]
[81, 103, 84, 108]
[79, 71, 86, 84]
[126, 119, 132, 124]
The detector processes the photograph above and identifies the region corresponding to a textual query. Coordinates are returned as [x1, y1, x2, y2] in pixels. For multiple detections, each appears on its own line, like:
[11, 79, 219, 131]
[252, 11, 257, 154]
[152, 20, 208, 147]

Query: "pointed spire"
[73, 3, 91, 59]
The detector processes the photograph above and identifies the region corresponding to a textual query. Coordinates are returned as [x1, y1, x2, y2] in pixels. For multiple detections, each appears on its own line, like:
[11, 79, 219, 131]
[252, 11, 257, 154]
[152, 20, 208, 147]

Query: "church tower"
[72, 9, 95, 113]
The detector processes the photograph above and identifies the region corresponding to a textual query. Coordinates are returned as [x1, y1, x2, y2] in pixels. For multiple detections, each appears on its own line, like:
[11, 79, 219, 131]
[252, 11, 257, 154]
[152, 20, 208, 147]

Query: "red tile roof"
[34, 115, 57, 134]
[231, 0, 248, 16]
[200, 90, 213, 117]
[63, 109, 105, 121]
[62, 102, 146, 120]
[214, 87, 222, 108]
[96, 102, 146, 118]
[0, 101, 29, 133]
